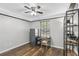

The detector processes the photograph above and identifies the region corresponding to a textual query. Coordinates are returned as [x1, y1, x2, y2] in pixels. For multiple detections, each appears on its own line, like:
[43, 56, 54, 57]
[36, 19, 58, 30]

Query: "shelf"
[66, 31, 71, 32]
[67, 13, 75, 15]
[66, 9, 78, 12]
[64, 40, 78, 46]
[64, 24, 78, 26]
[66, 25, 78, 27]
[65, 49, 77, 56]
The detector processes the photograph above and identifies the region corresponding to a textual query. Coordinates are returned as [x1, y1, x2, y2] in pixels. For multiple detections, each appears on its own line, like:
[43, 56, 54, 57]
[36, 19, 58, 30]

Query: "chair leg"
[41, 44, 42, 48]
[46, 45, 48, 51]
[41, 45, 43, 54]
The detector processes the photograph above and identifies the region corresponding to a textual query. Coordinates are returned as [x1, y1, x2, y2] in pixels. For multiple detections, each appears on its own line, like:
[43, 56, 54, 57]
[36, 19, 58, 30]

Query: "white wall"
[0, 15, 30, 53]
[31, 17, 64, 49]
[50, 18, 64, 49]
[31, 22, 40, 29]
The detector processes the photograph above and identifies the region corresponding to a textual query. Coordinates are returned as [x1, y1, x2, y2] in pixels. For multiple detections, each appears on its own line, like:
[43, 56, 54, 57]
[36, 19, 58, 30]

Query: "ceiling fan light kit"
[31, 11, 37, 16]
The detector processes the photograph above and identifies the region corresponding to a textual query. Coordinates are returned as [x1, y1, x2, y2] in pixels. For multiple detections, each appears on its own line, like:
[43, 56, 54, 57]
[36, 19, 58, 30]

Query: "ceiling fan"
[24, 3, 43, 16]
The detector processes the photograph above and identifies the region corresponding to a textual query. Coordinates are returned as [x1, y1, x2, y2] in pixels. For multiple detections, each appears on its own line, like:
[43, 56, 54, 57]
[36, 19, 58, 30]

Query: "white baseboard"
[0, 41, 30, 54]
[51, 45, 63, 49]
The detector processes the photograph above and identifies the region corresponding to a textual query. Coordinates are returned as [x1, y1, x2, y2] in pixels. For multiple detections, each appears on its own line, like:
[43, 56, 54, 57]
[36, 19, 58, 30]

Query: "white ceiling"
[0, 3, 70, 21]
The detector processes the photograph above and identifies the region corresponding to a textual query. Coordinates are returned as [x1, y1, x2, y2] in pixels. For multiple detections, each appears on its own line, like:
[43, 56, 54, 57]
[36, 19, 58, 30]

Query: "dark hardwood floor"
[0, 43, 76, 56]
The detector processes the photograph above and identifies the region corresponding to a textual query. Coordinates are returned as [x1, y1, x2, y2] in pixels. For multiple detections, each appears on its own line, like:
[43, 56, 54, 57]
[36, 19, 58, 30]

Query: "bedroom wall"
[49, 17, 64, 49]
[31, 17, 64, 49]
[0, 15, 30, 53]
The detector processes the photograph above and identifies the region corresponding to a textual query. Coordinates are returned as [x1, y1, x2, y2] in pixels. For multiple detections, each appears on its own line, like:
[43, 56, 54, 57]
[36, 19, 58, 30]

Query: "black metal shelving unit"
[64, 9, 79, 56]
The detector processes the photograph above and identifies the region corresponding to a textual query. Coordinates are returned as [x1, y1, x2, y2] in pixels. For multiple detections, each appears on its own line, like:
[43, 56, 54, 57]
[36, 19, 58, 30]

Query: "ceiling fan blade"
[25, 11, 30, 13]
[37, 11, 43, 14]
[24, 6, 31, 9]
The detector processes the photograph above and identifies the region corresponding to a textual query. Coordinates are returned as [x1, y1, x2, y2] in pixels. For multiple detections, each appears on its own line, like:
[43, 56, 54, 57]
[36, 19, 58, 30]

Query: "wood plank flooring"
[0, 43, 76, 56]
